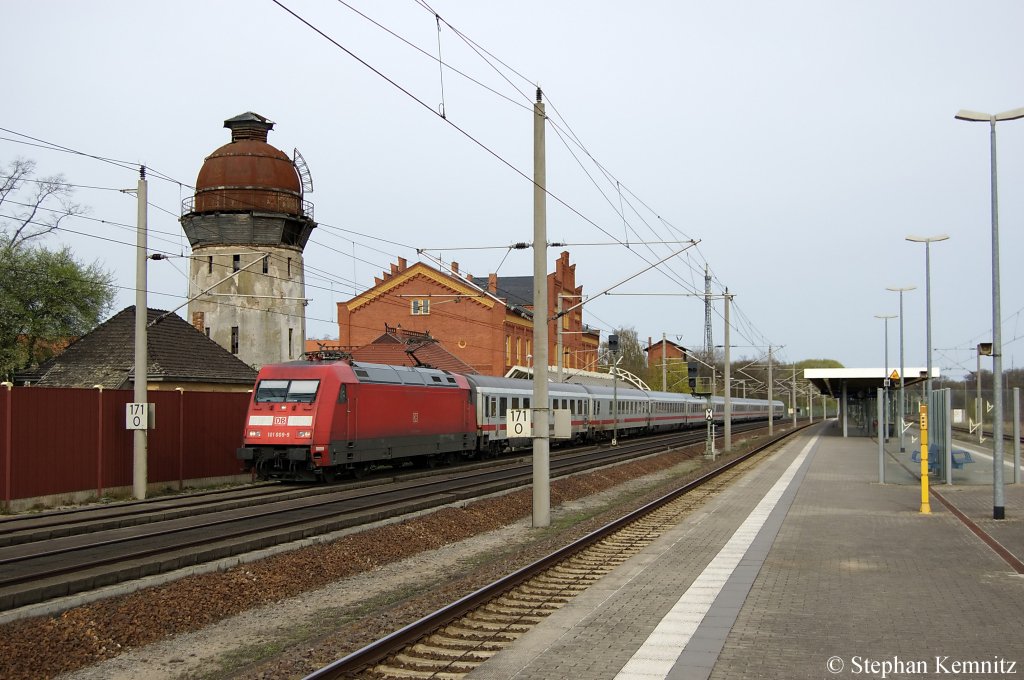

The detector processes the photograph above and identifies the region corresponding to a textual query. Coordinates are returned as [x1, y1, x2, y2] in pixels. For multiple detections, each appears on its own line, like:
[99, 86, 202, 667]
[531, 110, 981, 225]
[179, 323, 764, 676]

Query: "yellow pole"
[920, 404, 931, 514]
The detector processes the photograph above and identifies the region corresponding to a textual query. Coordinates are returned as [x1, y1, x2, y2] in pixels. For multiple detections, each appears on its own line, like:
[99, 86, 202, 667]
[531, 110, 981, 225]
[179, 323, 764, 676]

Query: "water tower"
[180, 112, 315, 368]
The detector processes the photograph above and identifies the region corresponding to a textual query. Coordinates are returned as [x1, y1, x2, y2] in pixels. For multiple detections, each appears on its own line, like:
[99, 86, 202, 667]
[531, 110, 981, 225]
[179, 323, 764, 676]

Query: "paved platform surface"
[468, 423, 1024, 680]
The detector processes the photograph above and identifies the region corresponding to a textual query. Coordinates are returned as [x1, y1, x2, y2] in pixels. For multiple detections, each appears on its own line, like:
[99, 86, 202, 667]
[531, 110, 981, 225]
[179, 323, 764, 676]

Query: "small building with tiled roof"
[15, 306, 257, 391]
[350, 326, 479, 374]
[644, 337, 690, 365]
[305, 326, 478, 375]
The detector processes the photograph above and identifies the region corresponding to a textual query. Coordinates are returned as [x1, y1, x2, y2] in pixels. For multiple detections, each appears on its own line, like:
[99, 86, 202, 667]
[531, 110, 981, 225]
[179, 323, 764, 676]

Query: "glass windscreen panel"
[255, 379, 321, 403]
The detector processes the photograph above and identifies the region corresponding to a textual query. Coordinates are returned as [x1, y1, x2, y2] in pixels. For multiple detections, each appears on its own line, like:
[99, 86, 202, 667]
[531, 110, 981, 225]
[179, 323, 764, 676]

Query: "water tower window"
[262, 255, 269, 274]
[207, 256, 213, 274]
[288, 328, 294, 357]
[233, 254, 240, 272]
[287, 257, 292, 277]
[231, 326, 239, 354]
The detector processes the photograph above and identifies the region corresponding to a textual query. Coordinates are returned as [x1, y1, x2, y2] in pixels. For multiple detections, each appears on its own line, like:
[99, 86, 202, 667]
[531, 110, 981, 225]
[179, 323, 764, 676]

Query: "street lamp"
[886, 286, 916, 452]
[875, 314, 897, 442]
[955, 106, 1024, 521]
[905, 234, 949, 405]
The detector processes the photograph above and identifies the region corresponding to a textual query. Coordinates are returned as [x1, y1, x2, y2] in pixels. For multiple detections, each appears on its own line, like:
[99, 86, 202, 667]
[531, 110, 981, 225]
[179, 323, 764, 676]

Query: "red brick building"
[336, 251, 600, 376]
[644, 337, 689, 369]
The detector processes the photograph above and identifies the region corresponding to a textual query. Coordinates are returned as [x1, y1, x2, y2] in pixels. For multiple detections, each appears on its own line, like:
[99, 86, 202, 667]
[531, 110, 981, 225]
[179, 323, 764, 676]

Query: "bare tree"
[0, 157, 86, 250]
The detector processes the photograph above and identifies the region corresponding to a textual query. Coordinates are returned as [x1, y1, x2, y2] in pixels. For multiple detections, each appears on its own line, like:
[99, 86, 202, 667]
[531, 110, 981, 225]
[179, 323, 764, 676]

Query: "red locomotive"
[237, 355, 475, 481]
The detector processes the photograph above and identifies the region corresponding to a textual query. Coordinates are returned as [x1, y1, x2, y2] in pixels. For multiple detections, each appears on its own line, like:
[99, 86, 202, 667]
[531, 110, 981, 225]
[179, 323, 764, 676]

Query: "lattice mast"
[703, 264, 713, 357]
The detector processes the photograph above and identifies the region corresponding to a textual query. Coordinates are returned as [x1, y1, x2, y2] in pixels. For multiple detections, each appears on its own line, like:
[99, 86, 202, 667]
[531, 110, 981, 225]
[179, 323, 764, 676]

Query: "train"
[236, 355, 785, 481]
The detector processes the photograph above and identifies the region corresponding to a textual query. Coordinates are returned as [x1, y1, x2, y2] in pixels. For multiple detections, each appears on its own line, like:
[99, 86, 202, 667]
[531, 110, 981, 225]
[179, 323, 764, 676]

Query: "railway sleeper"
[409, 642, 497, 661]
[546, 565, 603, 578]
[470, 608, 546, 626]
[501, 589, 573, 605]
[561, 553, 622, 569]
[441, 623, 523, 641]
[483, 601, 560, 617]
[452, 616, 533, 633]
[371, 662, 466, 679]
[493, 592, 565, 608]
[530, 574, 595, 590]
[426, 633, 509, 651]
[391, 652, 478, 673]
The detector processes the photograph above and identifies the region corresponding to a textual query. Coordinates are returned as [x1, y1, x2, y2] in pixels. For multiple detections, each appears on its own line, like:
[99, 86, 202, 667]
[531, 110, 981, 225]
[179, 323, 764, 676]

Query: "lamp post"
[875, 314, 897, 443]
[955, 107, 1024, 520]
[905, 234, 949, 405]
[887, 286, 915, 452]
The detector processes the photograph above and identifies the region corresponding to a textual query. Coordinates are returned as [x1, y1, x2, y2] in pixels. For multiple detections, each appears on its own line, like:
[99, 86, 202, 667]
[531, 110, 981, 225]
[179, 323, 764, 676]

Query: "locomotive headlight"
[297, 430, 312, 438]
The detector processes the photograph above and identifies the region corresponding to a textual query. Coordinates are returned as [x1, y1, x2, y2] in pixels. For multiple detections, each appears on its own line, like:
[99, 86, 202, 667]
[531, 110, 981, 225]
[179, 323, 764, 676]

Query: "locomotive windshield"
[255, 379, 320, 403]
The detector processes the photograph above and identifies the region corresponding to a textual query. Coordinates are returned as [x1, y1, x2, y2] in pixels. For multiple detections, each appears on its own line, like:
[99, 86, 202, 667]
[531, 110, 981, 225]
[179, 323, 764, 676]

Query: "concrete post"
[133, 168, 148, 501]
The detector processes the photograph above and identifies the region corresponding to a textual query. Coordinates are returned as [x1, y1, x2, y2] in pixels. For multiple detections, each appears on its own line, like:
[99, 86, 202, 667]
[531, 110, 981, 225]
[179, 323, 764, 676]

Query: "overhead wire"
[6, 2, 784, 359]
[322, 1, 784, 354]
[271, 0, 707, 311]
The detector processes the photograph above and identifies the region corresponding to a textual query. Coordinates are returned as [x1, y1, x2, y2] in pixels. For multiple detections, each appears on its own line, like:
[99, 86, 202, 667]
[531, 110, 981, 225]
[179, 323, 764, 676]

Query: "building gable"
[347, 262, 495, 314]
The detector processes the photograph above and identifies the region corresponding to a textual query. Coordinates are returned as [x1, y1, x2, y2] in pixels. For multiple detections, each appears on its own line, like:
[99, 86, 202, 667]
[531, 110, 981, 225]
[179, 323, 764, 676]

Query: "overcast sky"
[3, 1, 1023, 379]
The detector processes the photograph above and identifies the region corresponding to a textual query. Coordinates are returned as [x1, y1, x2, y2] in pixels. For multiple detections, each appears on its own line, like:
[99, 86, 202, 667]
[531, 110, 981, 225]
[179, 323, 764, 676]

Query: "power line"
[0, 127, 181, 184]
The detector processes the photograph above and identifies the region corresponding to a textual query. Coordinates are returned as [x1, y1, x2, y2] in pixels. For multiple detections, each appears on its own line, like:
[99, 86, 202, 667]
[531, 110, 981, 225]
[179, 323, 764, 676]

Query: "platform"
[468, 423, 1024, 680]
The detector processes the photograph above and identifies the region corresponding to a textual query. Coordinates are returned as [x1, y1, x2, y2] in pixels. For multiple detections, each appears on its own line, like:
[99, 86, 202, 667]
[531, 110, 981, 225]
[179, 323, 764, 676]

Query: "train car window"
[255, 380, 288, 403]
[447, 377, 457, 384]
[338, 385, 347, 403]
[570, 400, 575, 415]
[511, 397, 520, 409]
[354, 369, 369, 379]
[431, 376, 442, 383]
[287, 380, 320, 403]
[489, 398, 497, 418]
[255, 379, 320, 403]
[500, 397, 507, 416]
[523, 398, 531, 409]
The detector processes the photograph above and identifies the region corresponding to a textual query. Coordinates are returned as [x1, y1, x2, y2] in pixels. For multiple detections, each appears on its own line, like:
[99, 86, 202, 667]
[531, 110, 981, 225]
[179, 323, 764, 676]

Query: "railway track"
[0, 424, 770, 618]
[305, 423, 808, 679]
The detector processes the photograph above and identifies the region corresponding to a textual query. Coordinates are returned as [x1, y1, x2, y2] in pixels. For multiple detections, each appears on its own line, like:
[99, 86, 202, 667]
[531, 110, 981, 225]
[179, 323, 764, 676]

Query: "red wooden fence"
[1, 387, 250, 508]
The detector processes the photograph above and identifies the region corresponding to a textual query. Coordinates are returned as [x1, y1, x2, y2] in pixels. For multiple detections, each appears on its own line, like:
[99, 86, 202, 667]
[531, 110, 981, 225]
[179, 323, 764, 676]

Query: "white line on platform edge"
[613, 435, 817, 680]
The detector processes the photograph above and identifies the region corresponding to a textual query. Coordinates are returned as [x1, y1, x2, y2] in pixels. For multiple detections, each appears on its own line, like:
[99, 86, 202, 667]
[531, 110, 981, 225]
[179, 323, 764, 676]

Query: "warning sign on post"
[506, 409, 531, 438]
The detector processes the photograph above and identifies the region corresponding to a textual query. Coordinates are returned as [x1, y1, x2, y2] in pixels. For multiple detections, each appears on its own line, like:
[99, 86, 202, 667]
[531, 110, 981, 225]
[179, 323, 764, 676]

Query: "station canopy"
[804, 367, 938, 400]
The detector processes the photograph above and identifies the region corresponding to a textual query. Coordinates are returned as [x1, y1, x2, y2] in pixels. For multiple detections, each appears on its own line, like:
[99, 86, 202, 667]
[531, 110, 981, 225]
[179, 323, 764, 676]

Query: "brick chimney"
[488, 273, 498, 293]
[451, 262, 459, 274]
